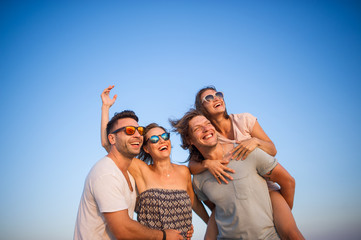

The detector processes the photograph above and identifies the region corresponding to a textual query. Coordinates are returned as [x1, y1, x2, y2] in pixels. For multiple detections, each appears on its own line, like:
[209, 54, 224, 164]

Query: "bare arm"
[188, 157, 235, 184]
[104, 210, 182, 240]
[101, 85, 117, 153]
[204, 210, 218, 240]
[263, 163, 295, 209]
[232, 120, 277, 160]
[186, 170, 209, 224]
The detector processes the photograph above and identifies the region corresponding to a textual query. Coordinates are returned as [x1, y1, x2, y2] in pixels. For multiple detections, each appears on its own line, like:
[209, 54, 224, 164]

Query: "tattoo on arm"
[263, 167, 275, 181]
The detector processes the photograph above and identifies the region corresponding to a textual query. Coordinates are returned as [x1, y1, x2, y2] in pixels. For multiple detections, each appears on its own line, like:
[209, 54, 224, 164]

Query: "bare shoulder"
[173, 164, 191, 177]
[129, 158, 149, 175]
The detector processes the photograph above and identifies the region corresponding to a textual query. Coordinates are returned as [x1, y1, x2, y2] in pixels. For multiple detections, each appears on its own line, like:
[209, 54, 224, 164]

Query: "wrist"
[202, 160, 209, 169]
[101, 105, 111, 110]
[161, 229, 166, 240]
[253, 137, 261, 146]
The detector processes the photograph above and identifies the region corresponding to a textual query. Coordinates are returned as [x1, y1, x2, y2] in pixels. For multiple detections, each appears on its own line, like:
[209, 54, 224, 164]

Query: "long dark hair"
[137, 123, 168, 165]
[194, 86, 229, 122]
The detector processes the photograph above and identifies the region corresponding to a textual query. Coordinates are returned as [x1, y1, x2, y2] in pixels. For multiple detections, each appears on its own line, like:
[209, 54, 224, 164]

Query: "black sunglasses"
[146, 132, 170, 144]
[111, 126, 145, 136]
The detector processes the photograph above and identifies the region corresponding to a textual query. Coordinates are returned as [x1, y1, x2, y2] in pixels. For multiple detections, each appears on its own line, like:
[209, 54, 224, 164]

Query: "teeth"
[159, 146, 168, 151]
[131, 142, 140, 145]
[204, 134, 212, 140]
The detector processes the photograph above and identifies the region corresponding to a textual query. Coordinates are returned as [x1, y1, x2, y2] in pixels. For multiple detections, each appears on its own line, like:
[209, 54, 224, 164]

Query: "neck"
[200, 143, 224, 160]
[107, 149, 134, 172]
[210, 114, 232, 134]
[152, 158, 173, 177]
[152, 157, 172, 169]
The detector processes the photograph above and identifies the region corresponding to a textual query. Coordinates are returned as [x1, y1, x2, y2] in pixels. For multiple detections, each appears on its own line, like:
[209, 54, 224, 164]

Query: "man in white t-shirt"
[74, 110, 182, 240]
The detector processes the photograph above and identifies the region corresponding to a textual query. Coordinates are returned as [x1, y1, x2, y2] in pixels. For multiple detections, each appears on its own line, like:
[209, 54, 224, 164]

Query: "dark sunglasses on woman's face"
[111, 126, 145, 136]
[146, 132, 170, 144]
[202, 91, 224, 103]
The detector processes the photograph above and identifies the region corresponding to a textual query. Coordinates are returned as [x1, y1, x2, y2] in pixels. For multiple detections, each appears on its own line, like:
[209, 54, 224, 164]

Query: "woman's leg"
[270, 190, 305, 240]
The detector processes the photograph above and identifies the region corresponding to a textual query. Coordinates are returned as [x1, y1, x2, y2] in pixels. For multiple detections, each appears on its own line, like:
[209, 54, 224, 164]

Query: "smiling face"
[200, 89, 226, 117]
[188, 115, 218, 150]
[143, 127, 171, 161]
[109, 118, 144, 158]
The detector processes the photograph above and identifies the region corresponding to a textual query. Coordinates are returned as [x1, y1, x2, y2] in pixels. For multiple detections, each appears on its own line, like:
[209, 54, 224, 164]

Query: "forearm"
[264, 164, 295, 209]
[254, 137, 277, 156]
[192, 198, 209, 224]
[278, 177, 295, 209]
[188, 159, 208, 175]
[106, 215, 163, 240]
[101, 105, 111, 153]
[121, 220, 163, 240]
[204, 210, 218, 240]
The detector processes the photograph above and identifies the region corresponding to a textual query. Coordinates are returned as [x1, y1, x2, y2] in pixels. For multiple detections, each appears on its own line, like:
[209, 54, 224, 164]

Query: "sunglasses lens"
[125, 127, 136, 135]
[138, 127, 144, 136]
[204, 95, 214, 102]
[215, 92, 223, 99]
[149, 135, 160, 143]
[161, 133, 170, 141]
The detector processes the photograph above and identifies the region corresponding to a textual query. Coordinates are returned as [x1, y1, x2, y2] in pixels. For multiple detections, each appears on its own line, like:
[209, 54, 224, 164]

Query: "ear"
[108, 134, 116, 145]
[187, 136, 194, 146]
[143, 144, 150, 154]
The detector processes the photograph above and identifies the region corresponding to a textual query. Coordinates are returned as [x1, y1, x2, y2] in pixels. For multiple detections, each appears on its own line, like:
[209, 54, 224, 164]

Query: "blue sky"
[1, 1, 360, 239]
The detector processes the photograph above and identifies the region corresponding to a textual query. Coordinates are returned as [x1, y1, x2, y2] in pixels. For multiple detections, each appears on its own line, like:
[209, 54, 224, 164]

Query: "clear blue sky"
[1, 1, 360, 239]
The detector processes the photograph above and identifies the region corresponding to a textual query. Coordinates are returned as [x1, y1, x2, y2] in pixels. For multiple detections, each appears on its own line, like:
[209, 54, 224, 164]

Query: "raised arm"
[263, 163, 295, 209]
[101, 85, 117, 153]
[104, 209, 182, 240]
[232, 120, 277, 160]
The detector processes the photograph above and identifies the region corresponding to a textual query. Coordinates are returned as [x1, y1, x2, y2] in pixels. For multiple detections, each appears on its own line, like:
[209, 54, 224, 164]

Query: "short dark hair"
[169, 109, 204, 162]
[194, 85, 229, 121]
[106, 110, 139, 136]
[137, 123, 167, 165]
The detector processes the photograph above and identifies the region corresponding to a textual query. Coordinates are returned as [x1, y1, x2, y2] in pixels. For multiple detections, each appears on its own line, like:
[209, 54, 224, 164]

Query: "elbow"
[271, 146, 277, 157]
[286, 175, 296, 191]
[273, 148, 277, 157]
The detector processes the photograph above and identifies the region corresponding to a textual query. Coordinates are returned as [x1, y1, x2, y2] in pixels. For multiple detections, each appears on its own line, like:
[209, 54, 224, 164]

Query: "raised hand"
[101, 85, 117, 108]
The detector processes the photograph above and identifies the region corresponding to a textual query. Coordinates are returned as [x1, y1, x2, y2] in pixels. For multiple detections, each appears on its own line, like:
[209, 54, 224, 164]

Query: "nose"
[214, 94, 222, 101]
[203, 125, 212, 132]
[158, 136, 166, 143]
[133, 129, 142, 138]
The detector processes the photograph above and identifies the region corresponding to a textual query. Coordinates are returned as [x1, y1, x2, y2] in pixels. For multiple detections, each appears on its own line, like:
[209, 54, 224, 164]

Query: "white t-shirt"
[74, 157, 136, 240]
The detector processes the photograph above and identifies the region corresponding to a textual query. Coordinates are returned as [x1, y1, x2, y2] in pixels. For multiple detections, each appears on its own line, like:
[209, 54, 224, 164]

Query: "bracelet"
[161, 229, 166, 240]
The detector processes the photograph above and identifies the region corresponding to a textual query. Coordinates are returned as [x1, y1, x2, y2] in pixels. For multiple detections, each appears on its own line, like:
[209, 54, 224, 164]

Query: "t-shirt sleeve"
[192, 179, 208, 202]
[242, 112, 257, 133]
[232, 113, 257, 136]
[92, 174, 130, 213]
[253, 148, 278, 176]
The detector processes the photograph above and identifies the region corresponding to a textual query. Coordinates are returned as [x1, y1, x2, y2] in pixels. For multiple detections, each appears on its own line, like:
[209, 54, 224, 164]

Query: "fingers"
[233, 147, 247, 160]
[186, 225, 194, 238]
[223, 166, 235, 174]
[211, 171, 222, 184]
[101, 85, 114, 97]
[213, 170, 234, 184]
[218, 174, 229, 184]
[242, 150, 251, 160]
